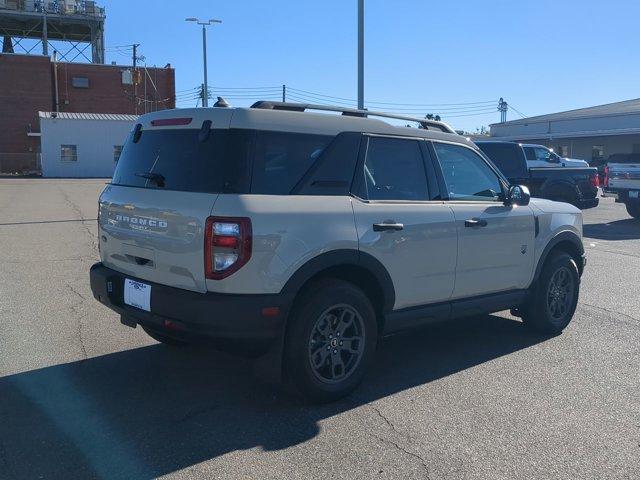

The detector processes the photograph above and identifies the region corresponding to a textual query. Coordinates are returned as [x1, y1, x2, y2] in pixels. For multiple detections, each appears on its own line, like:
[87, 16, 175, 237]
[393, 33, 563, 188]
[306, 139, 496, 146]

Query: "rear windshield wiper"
[135, 171, 165, 187]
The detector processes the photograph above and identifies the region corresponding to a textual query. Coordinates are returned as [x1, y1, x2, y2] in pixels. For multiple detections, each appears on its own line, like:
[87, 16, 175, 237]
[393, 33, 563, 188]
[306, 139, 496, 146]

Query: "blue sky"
[102, 0, 640, 131]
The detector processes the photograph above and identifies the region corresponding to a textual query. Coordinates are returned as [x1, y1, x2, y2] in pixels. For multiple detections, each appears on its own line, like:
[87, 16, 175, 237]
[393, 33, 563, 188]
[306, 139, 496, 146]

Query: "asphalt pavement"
[0, 179, 638, 480]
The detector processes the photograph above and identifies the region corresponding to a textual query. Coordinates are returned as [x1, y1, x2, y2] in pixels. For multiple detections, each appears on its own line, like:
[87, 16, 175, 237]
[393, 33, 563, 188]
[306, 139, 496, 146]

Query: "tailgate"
[99, 185, 218, 293]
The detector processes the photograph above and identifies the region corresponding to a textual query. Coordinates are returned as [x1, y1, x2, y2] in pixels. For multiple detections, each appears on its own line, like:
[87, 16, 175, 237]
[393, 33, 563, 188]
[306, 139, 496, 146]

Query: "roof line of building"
[489, 126, 640, 141]
[490, 97, 640, 127]
[39, 111, 138, 121]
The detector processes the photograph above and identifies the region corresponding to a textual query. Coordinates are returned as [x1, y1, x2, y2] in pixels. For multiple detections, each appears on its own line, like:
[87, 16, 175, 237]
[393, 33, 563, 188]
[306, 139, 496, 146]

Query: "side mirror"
[506, 184, 530, 206]
[547, 155, 560, 163]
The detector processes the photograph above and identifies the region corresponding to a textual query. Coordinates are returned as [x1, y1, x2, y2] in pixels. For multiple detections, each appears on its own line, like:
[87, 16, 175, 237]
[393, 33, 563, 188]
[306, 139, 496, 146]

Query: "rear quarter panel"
[206, 194, 358, 294]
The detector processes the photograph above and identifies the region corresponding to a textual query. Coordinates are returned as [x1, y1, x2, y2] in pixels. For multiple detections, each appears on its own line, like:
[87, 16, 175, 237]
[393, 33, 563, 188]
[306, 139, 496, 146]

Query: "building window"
[72, 77, 90, 88]
[61, 145, 78, 162]
[113, 145, 123, 163]
[592, 145, 605, 161]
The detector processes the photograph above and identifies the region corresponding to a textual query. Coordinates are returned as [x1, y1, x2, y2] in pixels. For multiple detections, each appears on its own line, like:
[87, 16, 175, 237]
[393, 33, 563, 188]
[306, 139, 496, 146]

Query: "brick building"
[0, 53, 175, 172]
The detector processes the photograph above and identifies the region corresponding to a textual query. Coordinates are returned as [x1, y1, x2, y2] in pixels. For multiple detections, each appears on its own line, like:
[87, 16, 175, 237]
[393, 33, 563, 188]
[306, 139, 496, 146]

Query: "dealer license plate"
[124, 279, 151, 312]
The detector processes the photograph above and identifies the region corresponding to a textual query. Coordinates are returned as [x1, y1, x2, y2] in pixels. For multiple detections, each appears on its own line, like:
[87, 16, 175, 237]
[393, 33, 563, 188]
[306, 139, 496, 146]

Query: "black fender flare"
[280, 249, 396, 313]
[533, 230, 584, 283]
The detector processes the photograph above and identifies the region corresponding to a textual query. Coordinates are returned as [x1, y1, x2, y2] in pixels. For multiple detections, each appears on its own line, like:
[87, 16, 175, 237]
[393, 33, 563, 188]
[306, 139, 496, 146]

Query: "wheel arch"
[281, 249, 395, 325]
[533, 231, 584, 283]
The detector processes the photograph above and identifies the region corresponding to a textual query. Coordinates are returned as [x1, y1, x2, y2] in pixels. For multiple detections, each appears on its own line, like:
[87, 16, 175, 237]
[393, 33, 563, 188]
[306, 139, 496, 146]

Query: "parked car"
[90, 102, 586, 402]
[604, 153, 640, 218]
[475, 141, 599, 209]
[521, 144, 589, 168]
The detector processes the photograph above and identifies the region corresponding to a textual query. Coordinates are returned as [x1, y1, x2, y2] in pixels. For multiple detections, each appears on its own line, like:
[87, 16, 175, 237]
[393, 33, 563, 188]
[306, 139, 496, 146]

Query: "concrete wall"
[40, 117, 134, 177]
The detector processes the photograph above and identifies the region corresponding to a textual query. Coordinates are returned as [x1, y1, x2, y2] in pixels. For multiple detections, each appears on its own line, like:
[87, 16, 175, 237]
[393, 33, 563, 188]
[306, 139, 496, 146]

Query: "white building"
[39, 112, 137, 177]
[489, 98, 640, 164]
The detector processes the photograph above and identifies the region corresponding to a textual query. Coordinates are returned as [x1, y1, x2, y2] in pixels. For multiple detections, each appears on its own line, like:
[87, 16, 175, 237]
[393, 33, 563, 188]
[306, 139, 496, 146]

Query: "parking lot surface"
[0, 179, 638, 480]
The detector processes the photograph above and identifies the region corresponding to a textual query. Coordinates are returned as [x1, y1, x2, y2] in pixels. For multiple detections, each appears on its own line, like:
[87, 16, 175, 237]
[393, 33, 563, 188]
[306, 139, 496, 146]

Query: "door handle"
[373, 222, 404, 232]
[464, 218, 488, 228]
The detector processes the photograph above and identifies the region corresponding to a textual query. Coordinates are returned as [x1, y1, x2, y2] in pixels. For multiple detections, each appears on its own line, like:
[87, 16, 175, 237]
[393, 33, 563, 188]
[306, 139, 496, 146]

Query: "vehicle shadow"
[0, 315, 548, 480]
[583, 218, 640, 241]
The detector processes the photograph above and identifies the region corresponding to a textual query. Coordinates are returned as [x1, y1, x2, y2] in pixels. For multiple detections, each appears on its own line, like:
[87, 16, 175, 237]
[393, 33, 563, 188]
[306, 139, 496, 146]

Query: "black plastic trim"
[280, 249, 396, 313]
[383, 289, 528, 335]
[533, 231, 585, 282]
[90, 263, 293, 344]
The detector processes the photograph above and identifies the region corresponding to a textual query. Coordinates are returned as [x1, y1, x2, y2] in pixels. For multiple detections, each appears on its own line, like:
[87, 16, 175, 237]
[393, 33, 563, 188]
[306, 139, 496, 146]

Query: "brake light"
[604, 165, 609, 187]
[590, 173, 600, 188]
[151, 117, 192, 126]
[204, 217, 252, 280]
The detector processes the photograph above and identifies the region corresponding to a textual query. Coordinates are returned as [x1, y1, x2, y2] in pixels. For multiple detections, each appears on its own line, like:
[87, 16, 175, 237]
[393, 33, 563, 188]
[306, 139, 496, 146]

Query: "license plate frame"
[124, 278, 151, 312]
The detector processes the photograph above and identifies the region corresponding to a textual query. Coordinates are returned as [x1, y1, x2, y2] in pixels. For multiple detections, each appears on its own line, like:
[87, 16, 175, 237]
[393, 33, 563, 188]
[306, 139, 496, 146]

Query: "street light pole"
[357, 0, 364, 110]
[186, 17, 222, 108]
[202, 24, 208, 107]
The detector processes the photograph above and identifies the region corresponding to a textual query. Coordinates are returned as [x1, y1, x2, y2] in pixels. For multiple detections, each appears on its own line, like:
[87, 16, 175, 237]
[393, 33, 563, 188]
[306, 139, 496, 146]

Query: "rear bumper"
[90, 262, 293, 346]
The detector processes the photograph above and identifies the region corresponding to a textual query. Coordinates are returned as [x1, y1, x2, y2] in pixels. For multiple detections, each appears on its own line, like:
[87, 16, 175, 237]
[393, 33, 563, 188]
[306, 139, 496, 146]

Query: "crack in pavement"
[371, 433, 432, 479]
[65, 283, 89, 359]
[57, 186, 99, 256]
[580, 301, 640, 327]
[371, 405, 405, 437]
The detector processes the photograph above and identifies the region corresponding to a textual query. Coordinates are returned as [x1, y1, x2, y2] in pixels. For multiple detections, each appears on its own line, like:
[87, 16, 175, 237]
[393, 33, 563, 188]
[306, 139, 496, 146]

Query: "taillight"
[204, 216, 252, 280]
[604, 165, 609, 187]
[590, 173, 600, 188]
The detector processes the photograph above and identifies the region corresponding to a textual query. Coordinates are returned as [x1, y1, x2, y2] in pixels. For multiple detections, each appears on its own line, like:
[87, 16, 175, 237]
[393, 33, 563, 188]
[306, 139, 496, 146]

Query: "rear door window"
[112, 128, 252, 193]
[363, 137, 429, 201]
[251, 132, 333, 194]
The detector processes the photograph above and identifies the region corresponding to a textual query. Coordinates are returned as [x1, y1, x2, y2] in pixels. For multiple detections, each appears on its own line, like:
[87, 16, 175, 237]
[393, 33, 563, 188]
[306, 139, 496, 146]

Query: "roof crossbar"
[250, 101, 455, 133]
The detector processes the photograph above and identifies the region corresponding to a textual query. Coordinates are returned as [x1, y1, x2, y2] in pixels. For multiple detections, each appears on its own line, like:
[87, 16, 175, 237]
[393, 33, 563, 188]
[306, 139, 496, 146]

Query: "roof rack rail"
[250, 101, 456, 134]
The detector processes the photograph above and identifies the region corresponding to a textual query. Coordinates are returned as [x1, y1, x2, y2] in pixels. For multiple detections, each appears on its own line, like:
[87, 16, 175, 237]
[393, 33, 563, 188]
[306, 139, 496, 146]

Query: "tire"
[284, 279, 378, 403]
[142, 325, 189, 346]
[522, 252, 579, 334]
[625, 202, 640, 219]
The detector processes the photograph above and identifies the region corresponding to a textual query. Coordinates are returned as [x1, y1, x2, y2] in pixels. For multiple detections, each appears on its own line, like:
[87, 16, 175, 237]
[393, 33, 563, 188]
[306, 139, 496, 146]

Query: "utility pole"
[498, 97, 508, 123]
[282, 84, 286, 102]
[186, 18, 222, 107]
[132, 44, 140, 114]
[357, 0, 364, 110]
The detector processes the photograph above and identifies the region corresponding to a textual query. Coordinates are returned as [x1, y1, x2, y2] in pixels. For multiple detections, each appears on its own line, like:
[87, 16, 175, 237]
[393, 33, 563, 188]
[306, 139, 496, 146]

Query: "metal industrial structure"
[0, 0, 105, 63]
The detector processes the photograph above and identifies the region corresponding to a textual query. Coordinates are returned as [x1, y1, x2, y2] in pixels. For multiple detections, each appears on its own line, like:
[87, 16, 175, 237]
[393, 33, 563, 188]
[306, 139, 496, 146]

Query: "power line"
[508, 104, 528, 118]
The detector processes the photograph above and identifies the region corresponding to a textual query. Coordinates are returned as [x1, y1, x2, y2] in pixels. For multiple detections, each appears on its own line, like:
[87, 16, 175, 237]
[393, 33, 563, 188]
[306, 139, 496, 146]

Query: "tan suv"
[91, 101, 586, 402]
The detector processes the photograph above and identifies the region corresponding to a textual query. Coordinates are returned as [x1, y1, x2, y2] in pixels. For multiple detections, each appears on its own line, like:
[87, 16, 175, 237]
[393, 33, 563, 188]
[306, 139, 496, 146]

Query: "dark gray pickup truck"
[476, 141, 600, 209]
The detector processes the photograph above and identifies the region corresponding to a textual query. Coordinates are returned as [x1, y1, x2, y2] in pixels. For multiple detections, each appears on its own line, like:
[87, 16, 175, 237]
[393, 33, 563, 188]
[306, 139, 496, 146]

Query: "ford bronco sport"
[90, 101, 586, 402]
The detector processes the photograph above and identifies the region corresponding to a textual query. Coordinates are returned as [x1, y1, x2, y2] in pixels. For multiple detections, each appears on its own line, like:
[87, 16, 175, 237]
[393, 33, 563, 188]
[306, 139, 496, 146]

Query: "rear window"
[112, 128, 251, 193]
[476, 143, 525, 178]
[251, 131, 333, 194]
